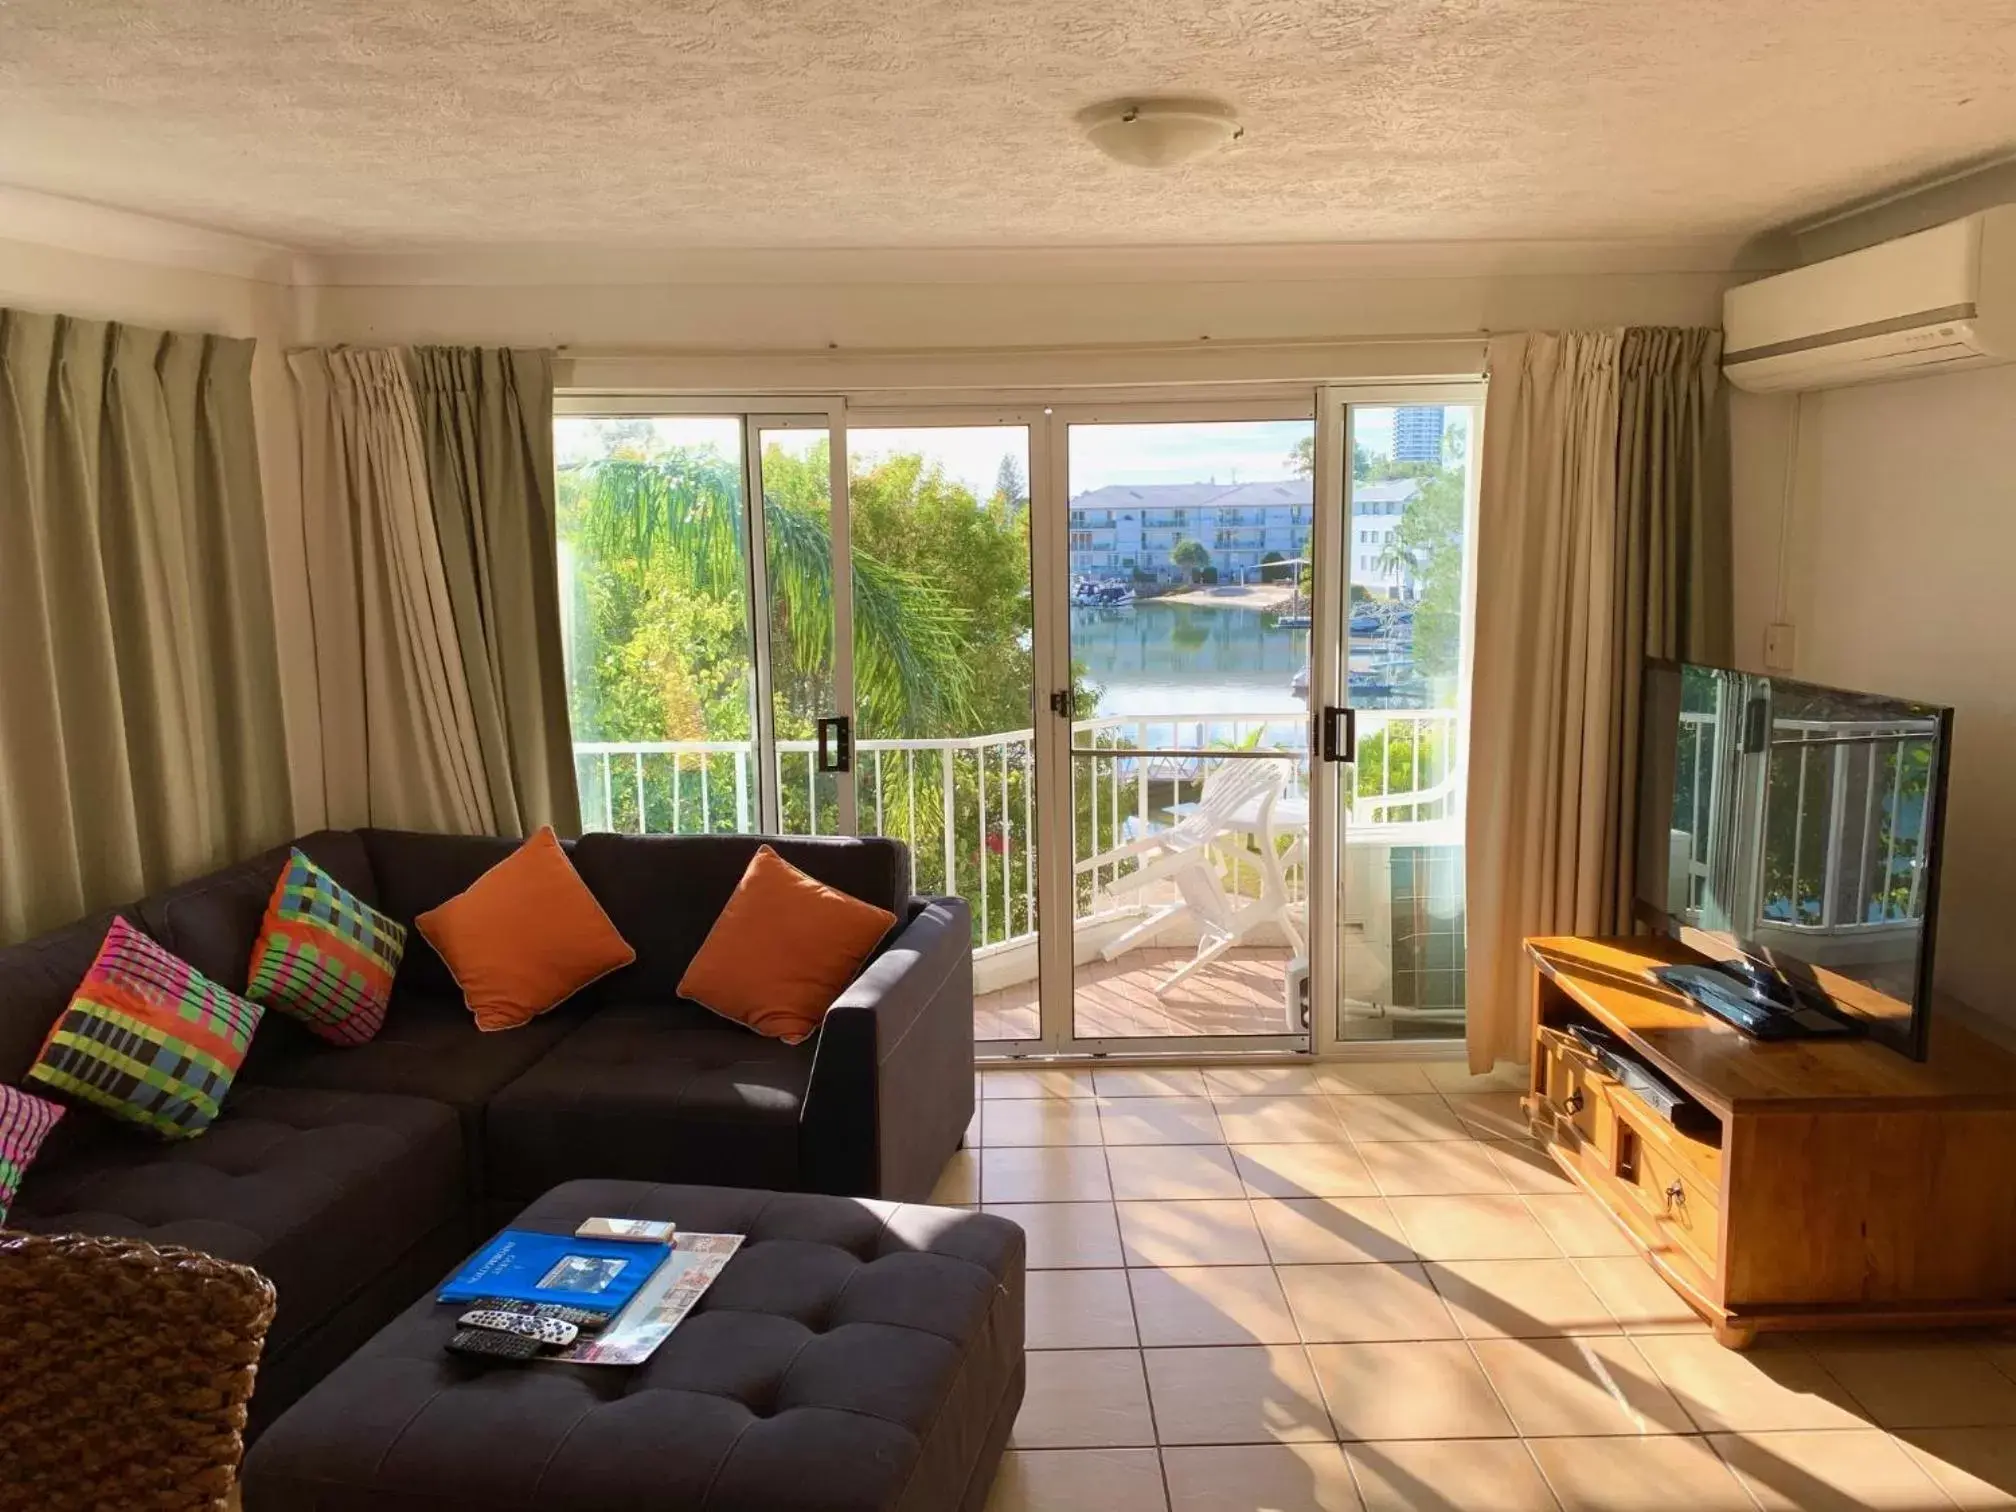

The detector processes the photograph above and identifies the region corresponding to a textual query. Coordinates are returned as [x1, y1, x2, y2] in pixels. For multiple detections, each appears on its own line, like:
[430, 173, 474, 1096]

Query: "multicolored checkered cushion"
[0, 1085, 63, 1225]
[245, 850, 406, 1046]
[26, 918, 263, 1140]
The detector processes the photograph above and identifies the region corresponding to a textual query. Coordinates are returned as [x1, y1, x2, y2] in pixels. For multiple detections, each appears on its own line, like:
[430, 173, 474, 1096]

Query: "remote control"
[468, 1298, 608, 1333]
[459, 1309, 579, 1347]
[447, 1326, 543, 1361]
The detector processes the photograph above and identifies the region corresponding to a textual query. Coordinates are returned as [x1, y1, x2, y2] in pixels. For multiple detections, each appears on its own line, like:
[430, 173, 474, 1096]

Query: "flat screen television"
[1634, 659, 1953, 1060]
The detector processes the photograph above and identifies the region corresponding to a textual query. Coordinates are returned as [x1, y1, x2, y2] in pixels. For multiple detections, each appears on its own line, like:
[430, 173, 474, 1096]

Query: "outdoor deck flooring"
[976, 947, 1294, 1041]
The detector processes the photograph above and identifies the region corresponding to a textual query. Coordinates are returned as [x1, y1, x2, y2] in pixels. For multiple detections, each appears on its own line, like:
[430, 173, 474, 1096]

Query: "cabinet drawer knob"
[1561, 1090, 1586, 1115]
[1665, 1180, 1687, 1209]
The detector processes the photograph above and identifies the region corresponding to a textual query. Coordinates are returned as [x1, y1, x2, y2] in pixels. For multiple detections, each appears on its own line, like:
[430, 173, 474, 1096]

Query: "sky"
[558, 410, 1416, 499]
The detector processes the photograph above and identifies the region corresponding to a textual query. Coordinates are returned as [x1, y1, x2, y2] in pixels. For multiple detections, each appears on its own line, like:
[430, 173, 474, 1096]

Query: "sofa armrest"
[801, 897, 974, 1200]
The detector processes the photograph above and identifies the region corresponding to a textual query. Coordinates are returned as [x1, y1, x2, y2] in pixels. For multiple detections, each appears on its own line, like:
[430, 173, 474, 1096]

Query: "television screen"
[1635, 660, 1952, 1060]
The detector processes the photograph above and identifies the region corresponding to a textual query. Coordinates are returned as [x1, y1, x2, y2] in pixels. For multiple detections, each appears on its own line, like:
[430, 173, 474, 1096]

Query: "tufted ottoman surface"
[242, 1179, 1026, 1512]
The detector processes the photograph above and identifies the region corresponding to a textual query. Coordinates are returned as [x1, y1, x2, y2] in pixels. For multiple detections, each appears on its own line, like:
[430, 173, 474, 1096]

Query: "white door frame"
[1310, 382, 1486, 1059]
[1036, 396, 1323, 1057]
[558, 378, 1489, 1064]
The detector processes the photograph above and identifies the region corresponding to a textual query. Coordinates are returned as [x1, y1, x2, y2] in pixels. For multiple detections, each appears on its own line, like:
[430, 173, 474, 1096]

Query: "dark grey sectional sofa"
[0, 828, 975, 1426]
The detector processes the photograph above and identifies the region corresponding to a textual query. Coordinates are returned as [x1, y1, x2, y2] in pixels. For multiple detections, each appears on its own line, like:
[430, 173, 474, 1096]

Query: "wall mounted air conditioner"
[1723, 206, 2016, 392]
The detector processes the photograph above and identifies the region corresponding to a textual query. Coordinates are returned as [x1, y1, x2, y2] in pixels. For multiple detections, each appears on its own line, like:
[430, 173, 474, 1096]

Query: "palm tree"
[560, 447, 976, 738]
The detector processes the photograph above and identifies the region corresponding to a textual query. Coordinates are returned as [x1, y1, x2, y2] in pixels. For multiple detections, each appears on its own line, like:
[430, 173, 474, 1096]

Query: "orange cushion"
[415, 827, 635, 1032]
[678, 845, 898, 1045]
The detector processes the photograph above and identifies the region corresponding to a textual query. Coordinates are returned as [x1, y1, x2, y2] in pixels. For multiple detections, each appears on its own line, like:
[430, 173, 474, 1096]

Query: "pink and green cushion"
[0, 1085, 63, 1225]
[246, 849, 407, 1045]
[26, 918, 263, 1140]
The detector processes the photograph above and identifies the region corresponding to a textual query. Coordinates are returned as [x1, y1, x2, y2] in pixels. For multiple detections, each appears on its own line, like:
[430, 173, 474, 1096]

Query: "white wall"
[0, 215, 324, 831]
[1730, 363, 2016, 1026]
[296, 240, 1748, 377]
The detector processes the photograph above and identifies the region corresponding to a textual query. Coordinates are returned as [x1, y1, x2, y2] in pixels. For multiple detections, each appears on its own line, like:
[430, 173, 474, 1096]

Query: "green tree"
[992, 453, 1027, 510]
[1170, 537, 1211, 584]
[561, 439, 975, 742]
[1376, 466, 1464, 688]
[1288, 433, 1377, 482]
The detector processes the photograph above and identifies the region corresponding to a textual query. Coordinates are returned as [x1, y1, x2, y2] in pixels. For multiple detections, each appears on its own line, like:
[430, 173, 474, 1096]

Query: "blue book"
[438, 1228, 670, 1316]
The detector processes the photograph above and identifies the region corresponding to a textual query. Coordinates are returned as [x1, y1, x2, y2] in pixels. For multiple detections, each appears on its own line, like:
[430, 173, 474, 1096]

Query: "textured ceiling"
[2, 0, 2014, 253]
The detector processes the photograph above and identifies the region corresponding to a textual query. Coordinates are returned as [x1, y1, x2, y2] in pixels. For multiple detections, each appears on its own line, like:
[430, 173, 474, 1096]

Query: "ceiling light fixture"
[1077, 97, 1244, 169]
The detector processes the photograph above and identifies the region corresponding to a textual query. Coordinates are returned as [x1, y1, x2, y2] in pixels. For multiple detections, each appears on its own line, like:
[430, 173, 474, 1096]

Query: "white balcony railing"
[574, 708, 1460, 952]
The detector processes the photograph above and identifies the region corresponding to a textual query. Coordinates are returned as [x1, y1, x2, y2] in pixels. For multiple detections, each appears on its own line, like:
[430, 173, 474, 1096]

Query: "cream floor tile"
[1814, 1345, 2016, 1429]
[985, 1202, 1126, 1269]
[1709, 1429, 1954, 1512]
[1571, 1256, 1710, 1334]
[1333, 1093, 1471, 1143]
[1347, 1439, 1559, 1512]
[1470, 1336, 1694, 1437]
[985, 1448, 1169, 1512]
[1387, 1195, 1562, 1261]
[1108, 1145, 1246, 1201]
[966, 1105, 982, 1146]
[1359, 1139, 1513, 1196]
[986, 1099, 1107, 1147]
[1250, 1197, 1415, 1265]
[1116, 1199, 1271, 1267]
[1277, 1261, 1462, 1343]
[983, 1067, 1098, 1099]
[1520, 1193, 1639, 1257]
[1027, 1269, 1140, 1349]
[1426, 1259, 1619, 1340]
[1210, 1096, 1348, 1144]
[1012, 1350, 1156, 1449]
[1443, 1092, 1532, 1141]
[1899, 1426, 2016, 1508]
[931, 1148, 980, 1204]
[1098, 1097, 1227, 1146]
[1093, 1067, 1209, 1098]
[1633, 1334, 1866, 1433]
[1425, 1061, 1531, 1095]
[1484, 1140, 1581, 1195]
[1231, 1142, 1380, 1199]
[983, 1145, 1113, 1203]
[1204, 1064, 1329, 1097]
[1129, 1264, 1300, 1346]
[1163, 1443, 1361, 1511]
[1525, 1435, 1755, 1512]
[1308, 1340, 1517, 1441]
[1315, 1061, 1439, 1096]
[1144, 1345, 1336, 1445]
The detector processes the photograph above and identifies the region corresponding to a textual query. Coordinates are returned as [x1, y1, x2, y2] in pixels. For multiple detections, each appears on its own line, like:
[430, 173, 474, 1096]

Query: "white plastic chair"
[1076, 756, 1300, 997]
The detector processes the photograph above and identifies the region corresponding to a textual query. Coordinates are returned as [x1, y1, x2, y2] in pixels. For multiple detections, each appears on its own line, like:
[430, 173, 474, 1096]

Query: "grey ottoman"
[242, 1180, 1026, 1512]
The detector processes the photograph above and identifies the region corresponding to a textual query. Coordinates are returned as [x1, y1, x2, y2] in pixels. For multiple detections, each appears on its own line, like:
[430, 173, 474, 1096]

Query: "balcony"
[575, 709, 1460, 1042]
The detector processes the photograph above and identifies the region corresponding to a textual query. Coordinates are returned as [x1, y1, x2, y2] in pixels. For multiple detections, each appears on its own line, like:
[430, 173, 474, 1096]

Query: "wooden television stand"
[1523, 935, 2016, 1349]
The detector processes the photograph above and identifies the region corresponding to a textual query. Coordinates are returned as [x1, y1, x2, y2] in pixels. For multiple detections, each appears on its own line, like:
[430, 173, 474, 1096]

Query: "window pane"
[556, 416, 757, 835]
[847, 427, 1037, 1042]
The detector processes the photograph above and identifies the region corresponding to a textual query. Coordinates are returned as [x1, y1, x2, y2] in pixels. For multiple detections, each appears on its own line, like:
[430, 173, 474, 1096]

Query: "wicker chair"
[0, 1230, 276, 1512]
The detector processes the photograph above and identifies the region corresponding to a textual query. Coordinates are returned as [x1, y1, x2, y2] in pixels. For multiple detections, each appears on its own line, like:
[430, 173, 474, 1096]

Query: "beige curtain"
[407, 348, 579, 835]
[1465, 328, 1728, 1071]
[0, 310, 293, 945]
[291, 345, 575, 837]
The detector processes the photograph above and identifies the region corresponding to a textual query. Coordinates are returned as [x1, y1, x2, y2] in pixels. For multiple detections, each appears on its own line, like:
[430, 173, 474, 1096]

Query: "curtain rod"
[553, 330, 1493, 361]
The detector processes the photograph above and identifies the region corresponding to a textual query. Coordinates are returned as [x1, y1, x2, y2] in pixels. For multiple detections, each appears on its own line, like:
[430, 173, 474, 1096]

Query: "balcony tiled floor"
[977, 948, 1295, 1042]
[947, 1060, 2016, 1512]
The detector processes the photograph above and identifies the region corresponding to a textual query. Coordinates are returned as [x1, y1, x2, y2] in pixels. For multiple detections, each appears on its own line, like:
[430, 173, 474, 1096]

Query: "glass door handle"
[817, 716, 853, 774]
[1319, 706, 1356, 764]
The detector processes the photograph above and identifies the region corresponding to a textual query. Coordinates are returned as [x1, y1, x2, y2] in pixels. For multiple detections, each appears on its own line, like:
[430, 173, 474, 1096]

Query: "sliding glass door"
[1324, 398, 1481, 1045]
[555, 388, 1483, 1064]
[749, 417, 854, 836]
[555, 403, 853, 838]
[844, 420, 1040, 1046]
[1051, 406, 1320, 1054]
[556, 413, 763, 834]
